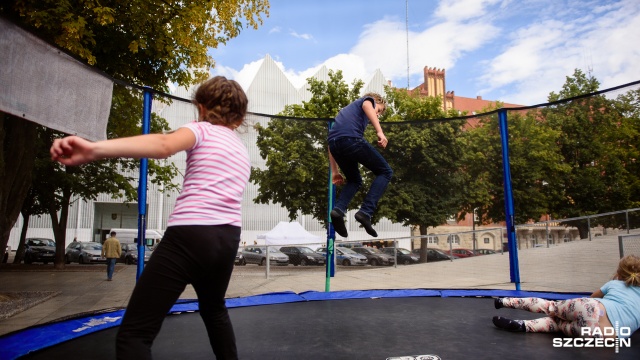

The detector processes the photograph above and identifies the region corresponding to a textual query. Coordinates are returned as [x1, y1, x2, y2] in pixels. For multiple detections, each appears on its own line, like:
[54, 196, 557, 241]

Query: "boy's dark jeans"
[329, 136, 393, 217]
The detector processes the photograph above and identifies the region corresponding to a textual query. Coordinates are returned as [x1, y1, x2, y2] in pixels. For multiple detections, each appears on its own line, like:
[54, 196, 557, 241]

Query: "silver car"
[317, 246, 368, 266]
[65, 242, 107, 264]
[242, 246, 289, 266]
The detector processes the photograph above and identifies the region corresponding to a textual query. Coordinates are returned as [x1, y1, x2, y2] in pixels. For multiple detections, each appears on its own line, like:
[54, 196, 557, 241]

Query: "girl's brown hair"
[616, 255, 640, 287]
[193, 76, 248, 129]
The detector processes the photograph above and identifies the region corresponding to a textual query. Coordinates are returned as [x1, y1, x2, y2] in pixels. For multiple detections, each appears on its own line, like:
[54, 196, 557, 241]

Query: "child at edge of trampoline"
[327, 92, 392, 238]
[492, 255, 640, 339]
[50, 76, 250, 360]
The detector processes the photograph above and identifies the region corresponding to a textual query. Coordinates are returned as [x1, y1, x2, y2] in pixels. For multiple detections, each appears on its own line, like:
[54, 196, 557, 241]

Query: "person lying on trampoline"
[51, 76, 250, 360]
[492, 255, 640, 339]
[327, 92, 392, 238]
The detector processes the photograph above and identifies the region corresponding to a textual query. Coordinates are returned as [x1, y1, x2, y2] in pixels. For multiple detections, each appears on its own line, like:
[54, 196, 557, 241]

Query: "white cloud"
[289, 30, 314, 41]
[268, 26, 281, 34]
[434, 0, 503, 22]
[476, 0, 640, 105]
[212, 0, 640, 106]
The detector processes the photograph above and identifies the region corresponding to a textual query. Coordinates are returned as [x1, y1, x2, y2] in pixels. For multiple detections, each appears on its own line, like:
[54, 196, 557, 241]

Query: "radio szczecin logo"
[553, 324, 631, 353]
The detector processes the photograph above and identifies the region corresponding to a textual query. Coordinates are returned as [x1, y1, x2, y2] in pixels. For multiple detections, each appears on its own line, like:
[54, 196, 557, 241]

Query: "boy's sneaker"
[494, 298, 504, 309]
[492, 316, 525, 332]
[354, 211, 378, 237]
[330, 209, 348, 238]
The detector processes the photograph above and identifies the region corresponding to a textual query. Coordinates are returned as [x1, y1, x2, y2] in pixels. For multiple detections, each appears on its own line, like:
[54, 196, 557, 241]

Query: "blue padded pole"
[136, 87, 152, 281]
[498, 109, 521, 290]
[326, 120, 336, 291]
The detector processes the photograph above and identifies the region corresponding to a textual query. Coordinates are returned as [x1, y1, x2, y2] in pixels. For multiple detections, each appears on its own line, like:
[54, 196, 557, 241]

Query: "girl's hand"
[50, 136, 97, 166]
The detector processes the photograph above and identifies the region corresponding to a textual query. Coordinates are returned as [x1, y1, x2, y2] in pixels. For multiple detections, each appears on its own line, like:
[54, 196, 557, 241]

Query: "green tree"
[461, 108, 570, 227]
[543, 69, 638, 237]
[251, 71, 362, 224]
[377, 89, 466, 260]
[611, 88, 640, 218]
[0, 0, 270, 266]
[252, 74, 470, 262]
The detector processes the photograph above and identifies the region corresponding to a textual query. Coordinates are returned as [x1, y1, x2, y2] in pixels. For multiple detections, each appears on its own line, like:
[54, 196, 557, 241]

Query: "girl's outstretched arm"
[51, 128, 196, 166]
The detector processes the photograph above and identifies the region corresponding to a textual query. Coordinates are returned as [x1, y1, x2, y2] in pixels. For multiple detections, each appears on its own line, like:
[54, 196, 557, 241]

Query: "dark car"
[416, 248, 458, 262]
[120, 243, 153, 265]
[412, 248, 458, 261]
[351, 246, 395, 266]
[381, 247, 419, 265]
[24, 238, 56, 264]
[280, 246, 326, 266]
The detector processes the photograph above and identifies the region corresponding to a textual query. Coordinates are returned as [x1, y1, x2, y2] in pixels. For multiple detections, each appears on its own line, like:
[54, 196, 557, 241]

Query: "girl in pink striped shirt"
[51, 76, 250, 359]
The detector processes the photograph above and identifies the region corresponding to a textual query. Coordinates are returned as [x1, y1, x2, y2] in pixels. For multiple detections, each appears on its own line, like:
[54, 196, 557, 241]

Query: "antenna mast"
[406, 0, 410, 89]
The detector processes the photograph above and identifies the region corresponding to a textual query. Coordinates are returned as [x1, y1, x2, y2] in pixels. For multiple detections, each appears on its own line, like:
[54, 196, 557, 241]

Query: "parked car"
[427, 248, 458, 262]
[446, 248, 476, 258]
[351, 246, 395, 266]
[381, 247, 419, 265]
[316, 246, 368, 266]
[242, 246, 289, 266]
[279, 246, 326, 266]
[474, 249, 497, 255]
[120, 243, 153, 265]
[235, 249, 246, 265]
[24, 238, 56, 264]
[65, 242, 106, 264]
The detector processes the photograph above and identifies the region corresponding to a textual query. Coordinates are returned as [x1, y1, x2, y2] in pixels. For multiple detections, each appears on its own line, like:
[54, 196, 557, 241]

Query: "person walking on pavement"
[328, 92, 392, 238]
[102, 231, 121, 281]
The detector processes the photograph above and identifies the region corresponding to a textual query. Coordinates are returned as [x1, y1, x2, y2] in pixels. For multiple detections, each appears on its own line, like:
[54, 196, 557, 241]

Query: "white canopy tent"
[257, 221, 323, 246]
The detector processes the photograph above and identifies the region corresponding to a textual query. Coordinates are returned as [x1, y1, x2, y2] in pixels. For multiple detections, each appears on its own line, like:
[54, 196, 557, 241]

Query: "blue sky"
[210, 0, 640, 106]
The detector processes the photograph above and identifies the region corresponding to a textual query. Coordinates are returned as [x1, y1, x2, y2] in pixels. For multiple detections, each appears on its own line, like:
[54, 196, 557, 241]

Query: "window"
[427, 236, 439, 244]
[483, 237, 490, 244]
[447, 235, 460, 245]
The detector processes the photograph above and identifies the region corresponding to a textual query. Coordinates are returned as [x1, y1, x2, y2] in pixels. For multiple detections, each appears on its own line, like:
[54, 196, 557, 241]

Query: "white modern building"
[8, 55, 411, 250]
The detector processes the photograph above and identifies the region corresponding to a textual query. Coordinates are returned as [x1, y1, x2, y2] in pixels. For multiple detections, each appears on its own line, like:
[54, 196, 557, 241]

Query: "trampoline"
[1, 289, 638, 360]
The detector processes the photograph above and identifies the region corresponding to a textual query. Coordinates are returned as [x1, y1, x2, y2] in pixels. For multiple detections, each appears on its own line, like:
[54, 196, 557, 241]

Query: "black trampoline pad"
[22, 297, 640, 360]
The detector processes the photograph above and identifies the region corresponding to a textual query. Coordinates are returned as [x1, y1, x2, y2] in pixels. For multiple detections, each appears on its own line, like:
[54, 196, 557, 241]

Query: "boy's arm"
[591, 289, 605, 298]
[362, 101, 388, 148]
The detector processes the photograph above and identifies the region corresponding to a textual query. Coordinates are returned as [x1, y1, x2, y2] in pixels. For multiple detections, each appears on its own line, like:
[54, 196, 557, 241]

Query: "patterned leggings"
[501, 297, 603, 337]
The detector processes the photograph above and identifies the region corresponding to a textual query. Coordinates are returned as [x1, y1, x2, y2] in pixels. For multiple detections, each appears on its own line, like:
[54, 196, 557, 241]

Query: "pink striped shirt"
[167, 121, 250, 228]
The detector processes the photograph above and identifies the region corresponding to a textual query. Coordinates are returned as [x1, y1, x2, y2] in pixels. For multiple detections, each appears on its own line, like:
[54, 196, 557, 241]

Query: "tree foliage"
[251, 71, 362, 224]
[4, 0, 269, 88]
[251, 72, 470, 246]
[378, 90, 466, 233]
[461, 108, 570, 225]
[542, 70, 638, 235]
[0, 0, 270, 267]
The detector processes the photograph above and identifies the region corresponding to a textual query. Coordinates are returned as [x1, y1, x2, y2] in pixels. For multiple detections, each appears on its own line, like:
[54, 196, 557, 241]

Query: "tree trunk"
[13, 211, 31, 264]
[50, 186, 71, 269]
[0, 114, 37, 265]
[418, 224, 428, 263]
